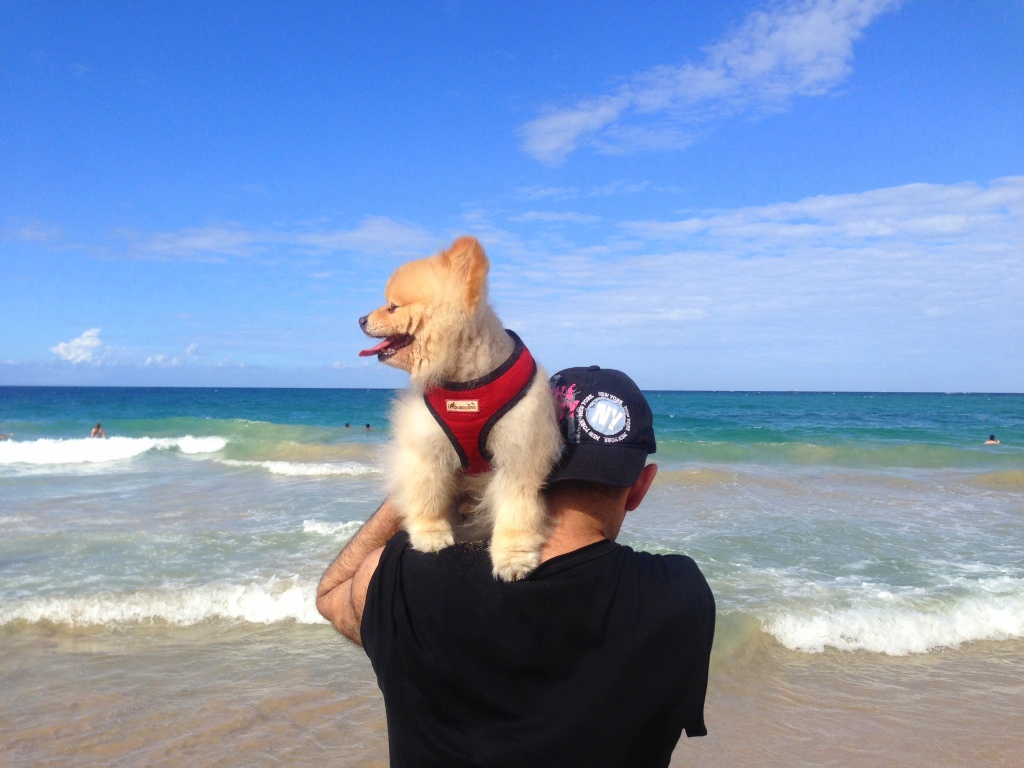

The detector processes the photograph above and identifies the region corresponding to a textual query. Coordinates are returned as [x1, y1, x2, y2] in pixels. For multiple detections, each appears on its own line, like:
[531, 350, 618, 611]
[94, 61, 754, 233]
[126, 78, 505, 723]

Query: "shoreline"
[3, 623, 1022, 767]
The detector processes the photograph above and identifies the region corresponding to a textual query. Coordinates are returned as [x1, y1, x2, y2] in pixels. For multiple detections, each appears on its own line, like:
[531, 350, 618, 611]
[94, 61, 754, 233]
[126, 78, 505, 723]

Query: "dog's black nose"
[358, 315, 368, 328]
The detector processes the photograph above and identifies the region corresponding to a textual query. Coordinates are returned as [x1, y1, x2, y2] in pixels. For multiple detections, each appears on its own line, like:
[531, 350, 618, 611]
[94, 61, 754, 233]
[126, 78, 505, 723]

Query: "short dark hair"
[544, 478, 628, 502]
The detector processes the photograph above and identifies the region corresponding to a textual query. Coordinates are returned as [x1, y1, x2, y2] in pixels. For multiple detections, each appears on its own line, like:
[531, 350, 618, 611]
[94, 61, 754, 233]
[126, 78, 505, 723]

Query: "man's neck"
[539, 504, 620, 563]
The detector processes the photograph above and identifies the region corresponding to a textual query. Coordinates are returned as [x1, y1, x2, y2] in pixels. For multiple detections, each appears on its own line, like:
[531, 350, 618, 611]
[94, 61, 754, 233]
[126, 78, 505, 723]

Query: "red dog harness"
[423, 330, 537, 475]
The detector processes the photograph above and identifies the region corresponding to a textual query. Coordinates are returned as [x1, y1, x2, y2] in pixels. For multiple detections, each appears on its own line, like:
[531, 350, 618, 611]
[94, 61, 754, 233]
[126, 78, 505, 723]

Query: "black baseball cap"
[547, 366, 656, 488]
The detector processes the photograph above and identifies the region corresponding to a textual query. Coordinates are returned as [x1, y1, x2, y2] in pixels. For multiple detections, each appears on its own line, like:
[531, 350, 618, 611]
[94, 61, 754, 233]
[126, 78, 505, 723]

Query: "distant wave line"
[763, 578, 1024, 655]
[0, 436, 228, 465]
[0, 579, 323, 627]
[656, 439, 1023, 469]
[218, 460, 380, 477]
[302, 519, 365, 536]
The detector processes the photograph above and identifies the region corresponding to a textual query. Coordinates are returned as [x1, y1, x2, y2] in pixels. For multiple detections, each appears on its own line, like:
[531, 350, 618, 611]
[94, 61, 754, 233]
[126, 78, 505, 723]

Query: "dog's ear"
[440, 236, 489, 311]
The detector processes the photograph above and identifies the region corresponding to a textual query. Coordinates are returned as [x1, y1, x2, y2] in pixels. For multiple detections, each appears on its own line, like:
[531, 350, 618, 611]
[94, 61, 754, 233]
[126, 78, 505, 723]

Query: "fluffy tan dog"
[358, 236, 561, 581]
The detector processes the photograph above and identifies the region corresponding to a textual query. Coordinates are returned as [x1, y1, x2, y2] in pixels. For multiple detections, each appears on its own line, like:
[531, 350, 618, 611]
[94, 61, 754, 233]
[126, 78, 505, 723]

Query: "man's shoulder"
[377, 530, 495, 588]
[377, 533, 712, 616]
[622, 546, 715, 614]
[625, 544, 708, 577]
[375, 529, 412, 572]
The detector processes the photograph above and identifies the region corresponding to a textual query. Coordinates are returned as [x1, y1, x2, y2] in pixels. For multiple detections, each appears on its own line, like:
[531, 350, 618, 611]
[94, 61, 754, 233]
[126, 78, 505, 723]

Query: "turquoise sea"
[1, 387, 1022, 766]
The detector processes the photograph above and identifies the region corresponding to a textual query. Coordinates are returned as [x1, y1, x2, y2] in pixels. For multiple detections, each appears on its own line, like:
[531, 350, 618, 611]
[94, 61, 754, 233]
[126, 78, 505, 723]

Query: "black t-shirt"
[362, 531, 715, 768]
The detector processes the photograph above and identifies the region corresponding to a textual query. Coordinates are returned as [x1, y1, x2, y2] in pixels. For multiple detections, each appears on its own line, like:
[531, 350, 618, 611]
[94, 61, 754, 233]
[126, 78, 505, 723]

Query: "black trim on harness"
[478, 357, 537, 464]
[435, 331, 525, 392]
[422, 394, 471, 471]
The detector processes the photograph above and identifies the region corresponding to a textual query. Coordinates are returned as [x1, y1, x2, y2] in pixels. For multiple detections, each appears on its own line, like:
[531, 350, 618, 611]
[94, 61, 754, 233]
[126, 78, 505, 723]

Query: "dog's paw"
[490, 542, 542, 582]
[408, 523, 455, 553]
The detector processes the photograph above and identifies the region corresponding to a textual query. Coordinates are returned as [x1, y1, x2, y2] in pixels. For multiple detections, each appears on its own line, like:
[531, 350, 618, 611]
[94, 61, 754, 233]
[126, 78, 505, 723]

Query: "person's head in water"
[365, 423, 371, 430]
[990, 435, 996, 441]
[345, 423, 350, 428]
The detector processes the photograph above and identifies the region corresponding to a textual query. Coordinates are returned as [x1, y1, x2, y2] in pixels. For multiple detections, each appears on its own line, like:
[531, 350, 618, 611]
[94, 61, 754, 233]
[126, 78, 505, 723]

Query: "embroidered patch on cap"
[446, 399, 480, 413]
[579, 392, 631, 443]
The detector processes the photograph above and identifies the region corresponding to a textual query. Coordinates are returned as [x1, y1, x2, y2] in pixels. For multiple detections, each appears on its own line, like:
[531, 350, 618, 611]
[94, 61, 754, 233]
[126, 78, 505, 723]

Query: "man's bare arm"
[316, 499, 402, 646]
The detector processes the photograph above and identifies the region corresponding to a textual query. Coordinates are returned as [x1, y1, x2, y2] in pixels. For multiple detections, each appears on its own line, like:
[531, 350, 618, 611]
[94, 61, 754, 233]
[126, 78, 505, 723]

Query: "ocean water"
[1, 387, 1023, 766]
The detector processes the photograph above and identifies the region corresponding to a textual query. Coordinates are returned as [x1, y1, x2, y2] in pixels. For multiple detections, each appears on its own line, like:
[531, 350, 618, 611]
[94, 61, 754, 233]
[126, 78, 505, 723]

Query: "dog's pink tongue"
[358, 339, 392, 357]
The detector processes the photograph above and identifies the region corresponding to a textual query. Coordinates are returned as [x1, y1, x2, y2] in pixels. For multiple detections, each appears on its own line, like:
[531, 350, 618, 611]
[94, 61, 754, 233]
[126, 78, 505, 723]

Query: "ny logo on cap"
[579, 392, 631, 443]
[586, 397, 626, 435]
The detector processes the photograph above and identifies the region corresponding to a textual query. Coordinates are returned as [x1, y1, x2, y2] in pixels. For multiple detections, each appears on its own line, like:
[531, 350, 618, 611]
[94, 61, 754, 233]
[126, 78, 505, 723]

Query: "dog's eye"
[387, 303, 399, 313]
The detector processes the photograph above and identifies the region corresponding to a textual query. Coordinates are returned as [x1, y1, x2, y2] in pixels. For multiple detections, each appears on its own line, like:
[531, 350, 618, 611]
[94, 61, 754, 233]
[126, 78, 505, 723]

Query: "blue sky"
[2, 0, 1022, 391]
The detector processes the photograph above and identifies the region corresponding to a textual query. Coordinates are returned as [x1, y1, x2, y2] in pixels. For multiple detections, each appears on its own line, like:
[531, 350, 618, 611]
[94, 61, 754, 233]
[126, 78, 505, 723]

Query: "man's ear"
[440, 236, 489, 311]
[625, 463, 658, 512]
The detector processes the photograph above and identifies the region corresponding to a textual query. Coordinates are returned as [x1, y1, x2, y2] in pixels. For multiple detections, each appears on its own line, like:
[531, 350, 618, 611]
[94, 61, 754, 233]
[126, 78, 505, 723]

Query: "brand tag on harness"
[446, 399, 480, 413]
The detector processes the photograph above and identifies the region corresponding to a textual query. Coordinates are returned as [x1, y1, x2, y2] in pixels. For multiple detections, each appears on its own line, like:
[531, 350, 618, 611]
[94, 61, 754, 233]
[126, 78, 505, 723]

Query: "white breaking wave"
[171, 436, 227, 454]
[218, 459, 379, 476]
[302, 519, 364, 537]
[764, 577, 1024, 655]
[0, 436, 227, 465]
[0, 579, 324, 627]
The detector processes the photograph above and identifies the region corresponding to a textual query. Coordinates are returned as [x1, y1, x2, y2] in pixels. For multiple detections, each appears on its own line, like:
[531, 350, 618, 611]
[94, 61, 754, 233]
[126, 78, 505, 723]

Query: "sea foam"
[218, 459, 380, 476]
[0, 436, 228, 465]
[0, 579, 323, 627]
[764, 578, 1024, 655]
[302, 519, 364, 537]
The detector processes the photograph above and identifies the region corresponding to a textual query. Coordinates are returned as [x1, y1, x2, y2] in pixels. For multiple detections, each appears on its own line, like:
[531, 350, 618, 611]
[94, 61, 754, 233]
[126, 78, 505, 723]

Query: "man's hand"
[316, 499, 402, 646]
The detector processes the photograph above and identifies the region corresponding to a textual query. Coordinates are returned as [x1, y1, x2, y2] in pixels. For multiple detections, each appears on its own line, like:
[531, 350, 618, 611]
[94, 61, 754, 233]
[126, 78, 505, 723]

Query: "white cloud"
[515, 185, 580, 201]
[587, 181, 650, 197]
[145, 354, 181, 367]
[621, 176, 1024, 249]
[292, 216, 435, 255]
[115, 216, 435, 262]
[118, 224, 260, 261]
[521, 0, 901, 164]
[485, 176, 1023, 389]
[512, 211, 601, 224]
[1, 222, 63, 242]
[50, 328, 103, 364]
[143, 343, 198, 367]
[522, 94, 632, 165]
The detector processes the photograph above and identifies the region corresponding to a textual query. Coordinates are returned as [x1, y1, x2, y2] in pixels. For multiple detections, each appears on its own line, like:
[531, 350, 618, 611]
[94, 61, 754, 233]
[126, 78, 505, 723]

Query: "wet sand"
[694, 633, 1024, 767]
[3, 623, 1022, 767]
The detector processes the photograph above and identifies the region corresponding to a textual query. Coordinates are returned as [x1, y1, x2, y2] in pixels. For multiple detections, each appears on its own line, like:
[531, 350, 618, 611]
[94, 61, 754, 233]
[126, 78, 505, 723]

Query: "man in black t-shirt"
[317, 366, 715, 767]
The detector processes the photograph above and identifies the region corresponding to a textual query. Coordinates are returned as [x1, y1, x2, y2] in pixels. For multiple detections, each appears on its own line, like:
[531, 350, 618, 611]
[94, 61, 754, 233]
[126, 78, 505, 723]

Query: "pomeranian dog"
[359, 236, 561, 581]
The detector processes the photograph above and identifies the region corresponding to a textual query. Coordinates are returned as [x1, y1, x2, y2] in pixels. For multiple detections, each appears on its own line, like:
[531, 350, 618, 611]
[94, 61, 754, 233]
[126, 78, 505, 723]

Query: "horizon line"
[1, 384, 1021, 396]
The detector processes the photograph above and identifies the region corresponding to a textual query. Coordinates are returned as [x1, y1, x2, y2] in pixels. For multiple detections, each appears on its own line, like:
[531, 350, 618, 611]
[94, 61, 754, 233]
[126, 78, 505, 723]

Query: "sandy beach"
[3, 623, 1023, 767]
